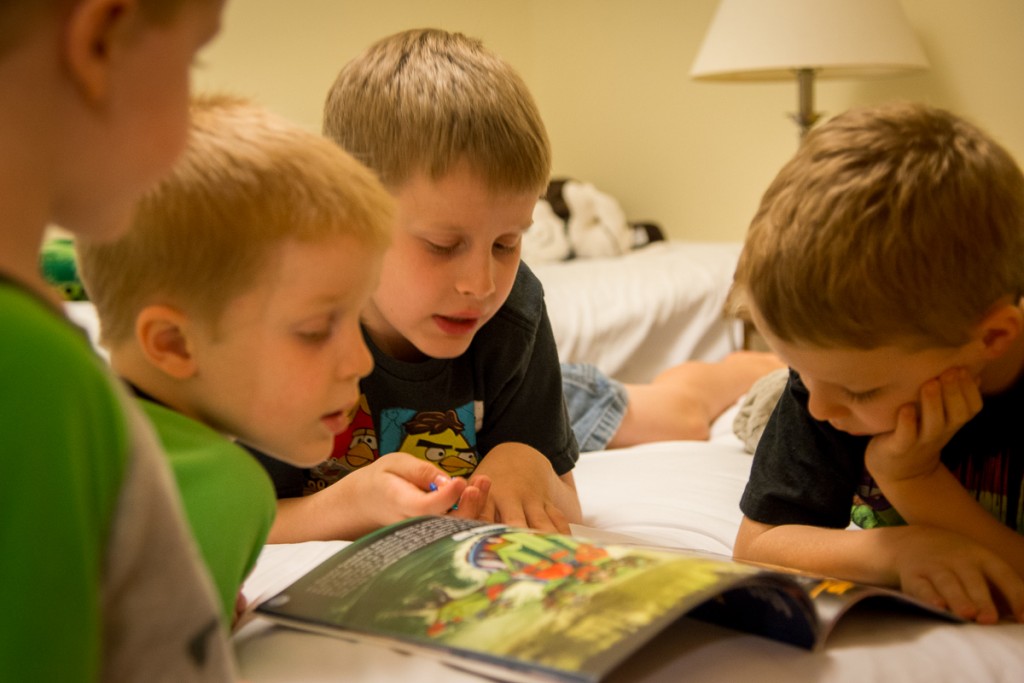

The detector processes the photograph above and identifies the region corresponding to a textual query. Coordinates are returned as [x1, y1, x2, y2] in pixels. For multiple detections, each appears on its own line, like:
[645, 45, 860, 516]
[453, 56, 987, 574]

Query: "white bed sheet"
[67, 240, 742, 387]
[234, 410, 1024, 683]
[60, 303, 1024, 682]
[527, 241, 744, 383]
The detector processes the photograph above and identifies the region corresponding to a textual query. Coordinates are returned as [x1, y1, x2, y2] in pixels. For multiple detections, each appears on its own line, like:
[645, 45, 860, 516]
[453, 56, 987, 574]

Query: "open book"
[255, 516, 961, 683]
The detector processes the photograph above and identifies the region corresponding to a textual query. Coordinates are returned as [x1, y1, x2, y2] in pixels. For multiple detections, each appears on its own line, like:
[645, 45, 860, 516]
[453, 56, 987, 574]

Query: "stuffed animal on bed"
[732, 367, 789, 454]
[522, 178, 664, 263]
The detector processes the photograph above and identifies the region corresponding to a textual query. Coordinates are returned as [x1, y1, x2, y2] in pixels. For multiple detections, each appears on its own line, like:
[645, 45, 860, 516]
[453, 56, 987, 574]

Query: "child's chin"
[260, 441, 332, 469]
[839, 427, 885, 438]
[422, 338, 473, 360]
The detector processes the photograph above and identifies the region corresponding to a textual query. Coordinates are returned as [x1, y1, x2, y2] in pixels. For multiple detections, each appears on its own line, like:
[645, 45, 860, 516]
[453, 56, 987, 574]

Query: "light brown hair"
[78, 93, 393, 346]
[323, 27, 550, 195]
[733, 101, 1024, 349]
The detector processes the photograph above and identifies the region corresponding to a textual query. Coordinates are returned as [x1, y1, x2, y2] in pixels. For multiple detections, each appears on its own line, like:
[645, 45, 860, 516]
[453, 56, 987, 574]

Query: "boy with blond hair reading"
[732, 101, 1024, 624]
[0, 0, 235, 680]
[78, 94, 482, 617]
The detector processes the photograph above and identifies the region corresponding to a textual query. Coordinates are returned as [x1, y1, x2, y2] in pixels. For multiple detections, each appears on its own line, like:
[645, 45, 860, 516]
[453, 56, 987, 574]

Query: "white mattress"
[234, 409, 1024, 682]
[527, 241, 744, 383]
[67, 241, 743, 385]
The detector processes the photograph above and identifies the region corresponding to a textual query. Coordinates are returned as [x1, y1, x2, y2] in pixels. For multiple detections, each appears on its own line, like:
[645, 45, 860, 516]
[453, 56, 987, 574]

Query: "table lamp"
[690, 0, 929, 139]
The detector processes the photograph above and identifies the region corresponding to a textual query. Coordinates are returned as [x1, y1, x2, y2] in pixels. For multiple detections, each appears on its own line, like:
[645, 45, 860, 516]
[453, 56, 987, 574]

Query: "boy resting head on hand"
[731, 101, 1024, 624]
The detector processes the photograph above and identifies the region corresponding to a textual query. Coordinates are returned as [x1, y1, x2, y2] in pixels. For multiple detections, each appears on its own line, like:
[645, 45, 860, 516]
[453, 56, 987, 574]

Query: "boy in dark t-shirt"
[258, 28, 582, 541]
[731, 102, 1024, 625]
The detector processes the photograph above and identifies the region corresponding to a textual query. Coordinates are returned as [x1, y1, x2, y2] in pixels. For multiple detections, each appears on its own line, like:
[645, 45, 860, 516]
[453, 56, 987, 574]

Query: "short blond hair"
[323, 28, 551, 194]
[78, 94, 393, 346]
[732, 101, 1024, 349]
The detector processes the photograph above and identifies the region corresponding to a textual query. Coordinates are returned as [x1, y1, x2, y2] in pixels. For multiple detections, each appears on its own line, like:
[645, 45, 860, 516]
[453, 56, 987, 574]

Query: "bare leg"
[608, 351, 785, 448]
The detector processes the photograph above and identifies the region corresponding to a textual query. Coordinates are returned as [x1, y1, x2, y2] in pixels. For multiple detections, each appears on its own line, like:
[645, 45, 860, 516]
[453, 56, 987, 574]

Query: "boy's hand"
[448, 474, 492, 521]
[470, 443, 580, 534]
[866, 368, 982, 483]
[354, 451, 488, 525]
[268, 453, 490, 542]
[893, 526, 1024, 624]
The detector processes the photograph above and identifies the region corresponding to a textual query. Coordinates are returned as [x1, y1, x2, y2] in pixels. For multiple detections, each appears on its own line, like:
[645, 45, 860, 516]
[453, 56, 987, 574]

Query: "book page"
[258, 517, 817, 682]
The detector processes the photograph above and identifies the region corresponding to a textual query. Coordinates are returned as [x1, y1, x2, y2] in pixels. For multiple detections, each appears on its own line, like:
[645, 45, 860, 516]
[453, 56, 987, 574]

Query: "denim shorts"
[561, 362, 628, 452]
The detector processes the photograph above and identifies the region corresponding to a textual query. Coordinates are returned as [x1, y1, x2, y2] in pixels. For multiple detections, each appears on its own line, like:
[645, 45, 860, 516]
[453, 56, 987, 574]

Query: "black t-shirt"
[741, 369, 1024, 532]
[256, 261, 579, 498]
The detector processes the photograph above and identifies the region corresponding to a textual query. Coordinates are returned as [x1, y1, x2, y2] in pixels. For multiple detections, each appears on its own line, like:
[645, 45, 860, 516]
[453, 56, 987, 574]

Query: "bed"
[233, 408, 1024, 683]
[62, 252, 1024, 681]
[65, 239, 743, 382]
[526, 240, 745, 383]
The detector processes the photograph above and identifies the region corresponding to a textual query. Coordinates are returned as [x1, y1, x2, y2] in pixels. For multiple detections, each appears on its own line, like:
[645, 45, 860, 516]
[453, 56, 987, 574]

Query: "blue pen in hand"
[428, 481, 459, 510]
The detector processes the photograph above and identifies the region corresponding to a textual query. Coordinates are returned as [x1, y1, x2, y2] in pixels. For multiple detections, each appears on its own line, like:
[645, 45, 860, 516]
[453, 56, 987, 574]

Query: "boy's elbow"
[732, 515, 772, 561]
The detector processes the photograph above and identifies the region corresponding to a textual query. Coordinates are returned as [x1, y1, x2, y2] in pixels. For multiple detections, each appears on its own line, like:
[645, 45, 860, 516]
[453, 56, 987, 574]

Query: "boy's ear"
[135, 305, 198, 380]
[976, 301, 1024, 359]
[64, 0, 137, 102]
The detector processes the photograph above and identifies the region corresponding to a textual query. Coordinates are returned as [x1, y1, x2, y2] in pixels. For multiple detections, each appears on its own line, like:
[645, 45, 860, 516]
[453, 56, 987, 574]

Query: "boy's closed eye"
[493, 236, 521, 255]
[424, 239, 462, 256]
[843, 388, 881, 403]
[294, 315, 338, 344]
[422, 237, 520, 257]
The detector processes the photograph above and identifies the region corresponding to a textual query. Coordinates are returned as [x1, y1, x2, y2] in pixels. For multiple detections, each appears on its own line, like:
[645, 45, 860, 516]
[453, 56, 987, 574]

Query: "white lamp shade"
[691, 0, 929, 81]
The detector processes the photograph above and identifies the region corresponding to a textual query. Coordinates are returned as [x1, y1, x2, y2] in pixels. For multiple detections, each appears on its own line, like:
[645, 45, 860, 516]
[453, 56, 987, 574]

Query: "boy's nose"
[455, 254, 496, 299]
[338, 326, 374, 381]
[805, 390, 847, 423]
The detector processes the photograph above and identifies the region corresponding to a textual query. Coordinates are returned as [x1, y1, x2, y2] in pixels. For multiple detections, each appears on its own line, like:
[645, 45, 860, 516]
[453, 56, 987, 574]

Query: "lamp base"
[790, 68, 821, 141]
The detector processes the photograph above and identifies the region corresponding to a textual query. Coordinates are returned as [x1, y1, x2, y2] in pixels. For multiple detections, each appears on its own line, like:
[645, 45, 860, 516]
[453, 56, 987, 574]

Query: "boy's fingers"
[472, 475, 493, 498]
[939, 370, 976, 426]
[903, 574, 946, 611]
[928, 568, 983, 622]
[983, 558, 1024, 623]
[477, 499, 497, 524]
[449, 479, 491, 520]
[885, 404, 919, 453]
[521, 501, 569, 534]
[492, 499, 528, 530]
[450, 486, 485, 519]
[532, 501, 573, 532]
[964, 373, 984, 415]
[929, 573, 974, 622]
[916, 379, 944, 440]
[961, 571, 1000, 624]
[380, 451, 446, 487]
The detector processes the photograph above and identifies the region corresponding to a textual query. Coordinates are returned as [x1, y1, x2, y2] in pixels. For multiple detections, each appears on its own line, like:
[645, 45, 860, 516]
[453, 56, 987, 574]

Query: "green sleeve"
[0, 289, 127, 682]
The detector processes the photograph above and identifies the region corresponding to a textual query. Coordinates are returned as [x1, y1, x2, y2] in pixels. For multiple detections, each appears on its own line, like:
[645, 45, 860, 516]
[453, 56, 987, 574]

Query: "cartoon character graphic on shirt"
[851, 448, 1020, 531]
[394, 408, 479, 477]
[322, 398, 480, 481]
[851, 469, 906, 529]
[312, 395, 380, 486]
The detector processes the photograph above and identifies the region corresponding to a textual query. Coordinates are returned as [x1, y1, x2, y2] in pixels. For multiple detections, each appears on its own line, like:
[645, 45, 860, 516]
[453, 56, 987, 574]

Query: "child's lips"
[321, 409, 352, 434]
[433, 313, 481, 336]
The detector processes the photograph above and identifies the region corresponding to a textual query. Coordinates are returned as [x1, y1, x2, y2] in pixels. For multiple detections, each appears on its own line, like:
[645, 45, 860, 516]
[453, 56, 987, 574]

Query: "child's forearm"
[877, 466, 1024, 577]
[266, 497, 325, 544]
[734, 516, 914, 587]
[267, 483, 374, 543]
[266, 453, 473, 543]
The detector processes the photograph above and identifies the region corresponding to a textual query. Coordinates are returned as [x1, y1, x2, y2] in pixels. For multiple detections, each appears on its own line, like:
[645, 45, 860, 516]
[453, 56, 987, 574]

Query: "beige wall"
[195, 0, 1024, 242]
